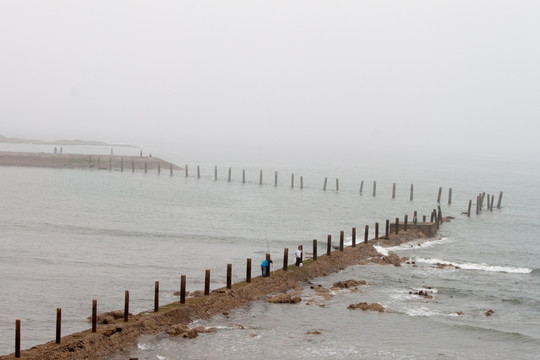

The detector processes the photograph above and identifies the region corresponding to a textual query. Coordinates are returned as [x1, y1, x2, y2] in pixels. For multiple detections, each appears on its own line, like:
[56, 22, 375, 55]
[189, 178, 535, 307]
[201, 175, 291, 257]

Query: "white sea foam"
[374, 237, 449, 256]
[415, 258, 532, 274]
[137, 342, 151, 350]
[405, 306, 438, 317]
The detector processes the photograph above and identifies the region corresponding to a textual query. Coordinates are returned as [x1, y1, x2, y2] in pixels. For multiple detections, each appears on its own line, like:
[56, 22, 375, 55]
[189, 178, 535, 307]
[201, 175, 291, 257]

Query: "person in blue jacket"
[261, 258, 273, 277]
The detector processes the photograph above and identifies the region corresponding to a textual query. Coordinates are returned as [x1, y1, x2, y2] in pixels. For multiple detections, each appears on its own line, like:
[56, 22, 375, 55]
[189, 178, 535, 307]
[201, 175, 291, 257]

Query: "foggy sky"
[1, 1, 539, 166]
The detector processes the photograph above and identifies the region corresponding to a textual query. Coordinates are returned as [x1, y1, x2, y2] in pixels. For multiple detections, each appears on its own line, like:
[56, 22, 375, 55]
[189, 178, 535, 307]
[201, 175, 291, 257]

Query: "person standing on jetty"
[261, 258, 272, 277]
[295, 245, 303, 267]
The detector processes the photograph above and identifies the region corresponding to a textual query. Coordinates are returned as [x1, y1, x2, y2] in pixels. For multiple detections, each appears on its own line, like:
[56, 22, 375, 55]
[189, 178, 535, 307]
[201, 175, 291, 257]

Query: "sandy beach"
[0, 226, 435, 360]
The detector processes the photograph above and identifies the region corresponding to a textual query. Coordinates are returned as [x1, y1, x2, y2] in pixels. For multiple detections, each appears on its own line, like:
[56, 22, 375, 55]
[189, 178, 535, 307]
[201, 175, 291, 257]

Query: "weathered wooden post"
[120, 158, 124, 172]
[360, 180, 364, 194]
[497, 191, 503, 209]
[274, 171, 278, 186]
[227, 264, 232, 289]
[170, 164, 173, 176]
[448, 188, 452, 205]
[364, 225, 369, 244]
[283, 248, 288, 271]
[92, 299, 97, 332]
[260, 170, 263, 185]
[413, 211, 418, 224]
[291, 173, 294, 188]
[490, 194, 494, 211]
[56, 308, 61, 344]
[339, 231, 344, 251]
[476, 195, 480, 215]
[392, 183, 396, 199]
[468, 200, 472, 217]
[300, 176, 304, 189]
[373, 181, 377, 196]
[323, 177, 328, 191]
[214, 165, 217, 180]
[336, 178, 339, 192]
[158, 162, 161, 174]
[375, 222, 379, 239]
[313, 239, 317, 261]
[352, 227, 356, 247]
[15, 319, 20, 358]
[154, 281, 159, 312]
[185, 164, 188, 177]
[395, 218, 399, 234]
[404, 215, 408, 231]
[124, 290, 129, 322]
[385, 219, 390, 239]
[144, 162, 147, 174]
[327, 235, 331, 256]
[246, 259, 252, 283]
[204, 270, 211, 295]
[410, 184, 414, 201]
[423, 215, 426, 222]
[228, 167, 231, 182]
[437, 187, 442, 203]
[197, 165, 200, 179]
[242, 169, 246, 183]
[265, 254, 271, 277]
[438, 206, 443, 224]
[431, 210, 435, 222]
[180, 275, 186, 304]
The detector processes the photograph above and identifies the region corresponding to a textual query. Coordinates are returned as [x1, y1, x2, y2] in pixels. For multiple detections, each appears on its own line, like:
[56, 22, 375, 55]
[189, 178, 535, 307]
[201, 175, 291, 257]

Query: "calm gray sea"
[1, 145, 539, 359]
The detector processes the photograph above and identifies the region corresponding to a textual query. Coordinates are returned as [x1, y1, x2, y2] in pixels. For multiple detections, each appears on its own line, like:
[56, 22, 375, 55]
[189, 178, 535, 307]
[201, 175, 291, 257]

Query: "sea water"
[1, 146, 539, 359]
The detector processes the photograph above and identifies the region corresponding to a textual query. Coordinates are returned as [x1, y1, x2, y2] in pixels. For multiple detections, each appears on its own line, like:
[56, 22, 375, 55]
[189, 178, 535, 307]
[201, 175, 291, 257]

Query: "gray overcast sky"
[1, 1, 539, 165]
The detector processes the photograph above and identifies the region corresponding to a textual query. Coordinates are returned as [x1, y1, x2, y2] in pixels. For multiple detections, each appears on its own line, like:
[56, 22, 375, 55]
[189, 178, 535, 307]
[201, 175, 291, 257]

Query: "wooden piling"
[364, 225, 369, 244]
[323, 177, 328, 191]
[283, 248, 288, 270]
[437, 186, 442, 203]
[410, 184, 414, 201]
[448, 188, 452, 205]
[375, 222, 379, 239]
[180, 275, 186, 304]
[423, 215, 426, 222]
[291, 173, 294, 188]
[124, 291, 129, 322]
[274, 171, 278, 186]
[144, 162, 147, 174]
[242, 169, 245, 183]
[214, 165, 217, 180]
[497, 191, 503, 208]
[227, 264, 232, 289]
[91, 299, 97, 333]
[132, 160, 134, 172]
[121, 158, 124, 172]
[185, 164, 188, 177]
[56, 308, 61, 344]
[373, 181, 377, 196]
[336, 178, 339, 192]
[360, 180, 364, 194]
[392, 183, 396, 199]
[395, 218, 399, 234]
[204, 270, 211, 295]
[327, 235, 331, 256]
[468, 200, 472, 217]
[228, 167, 232, 182]
[404, 215, 408, 231]
[339, 231, 344, 251]
[246, 259, 252, 283]
[197, 165, 200, 179]
[158, 162, 161, 174]
[476, 195, 480, 215]
[313, 239, 317, 261]
[352, 227, 356, 247]
[154, 281, 159, 312]
[260, 170, 263, 185]
[300, 176, 304, 189]
[385, 219, 389, 239]
[413, 211, 418, 224]
[170, 164, 173, 176]
[15, 319, 20, 358]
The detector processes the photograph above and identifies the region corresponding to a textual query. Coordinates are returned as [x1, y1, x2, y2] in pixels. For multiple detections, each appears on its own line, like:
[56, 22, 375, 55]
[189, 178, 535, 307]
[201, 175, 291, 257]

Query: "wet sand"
[0, 227, 435, 360]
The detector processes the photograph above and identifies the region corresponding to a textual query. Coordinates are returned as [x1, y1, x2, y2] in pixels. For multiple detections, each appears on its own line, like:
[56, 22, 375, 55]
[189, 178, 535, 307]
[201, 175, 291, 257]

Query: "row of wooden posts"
[11, 210, 445, 358]
[465, 191, 503, 216]
[92, 156, 174, 175]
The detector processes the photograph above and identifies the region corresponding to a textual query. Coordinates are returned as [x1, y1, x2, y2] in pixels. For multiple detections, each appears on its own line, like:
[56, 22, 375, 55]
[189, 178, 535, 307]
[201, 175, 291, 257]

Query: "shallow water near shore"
[1, 145, 539, 358]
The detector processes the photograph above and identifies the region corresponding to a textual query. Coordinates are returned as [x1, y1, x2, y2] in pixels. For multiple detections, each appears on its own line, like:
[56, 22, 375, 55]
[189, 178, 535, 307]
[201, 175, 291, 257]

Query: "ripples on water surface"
[1, 148, 539, 358]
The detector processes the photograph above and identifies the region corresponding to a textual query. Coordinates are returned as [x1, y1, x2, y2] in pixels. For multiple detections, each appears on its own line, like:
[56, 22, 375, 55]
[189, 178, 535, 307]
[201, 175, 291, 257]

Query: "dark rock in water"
[331, 279, 367, 289]
[347, 302, 385, 312]
[409, 289, 434, 299]
[485, 309, 495, 317]
[265, 293, 302, 304]
[306, 330, 322, 335]
[456, 311, 464, 316]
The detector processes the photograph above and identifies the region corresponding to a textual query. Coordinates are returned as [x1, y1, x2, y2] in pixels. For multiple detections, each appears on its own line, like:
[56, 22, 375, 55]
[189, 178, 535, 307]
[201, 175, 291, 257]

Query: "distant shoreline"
[0, 135, 136, 148]
[0, 151, 182, 171]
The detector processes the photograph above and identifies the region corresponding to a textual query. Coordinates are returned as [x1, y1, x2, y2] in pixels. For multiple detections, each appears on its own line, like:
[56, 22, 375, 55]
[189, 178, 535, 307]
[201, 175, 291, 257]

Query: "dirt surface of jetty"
[0, 151, 181, 172]
[0, 228, 434, 360]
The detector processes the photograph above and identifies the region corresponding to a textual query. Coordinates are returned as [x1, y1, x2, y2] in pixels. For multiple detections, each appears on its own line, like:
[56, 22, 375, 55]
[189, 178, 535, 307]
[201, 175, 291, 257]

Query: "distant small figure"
[261, 258, 273, 277]
[295, 245, 303, 267]
[53, 147, 57, 154]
